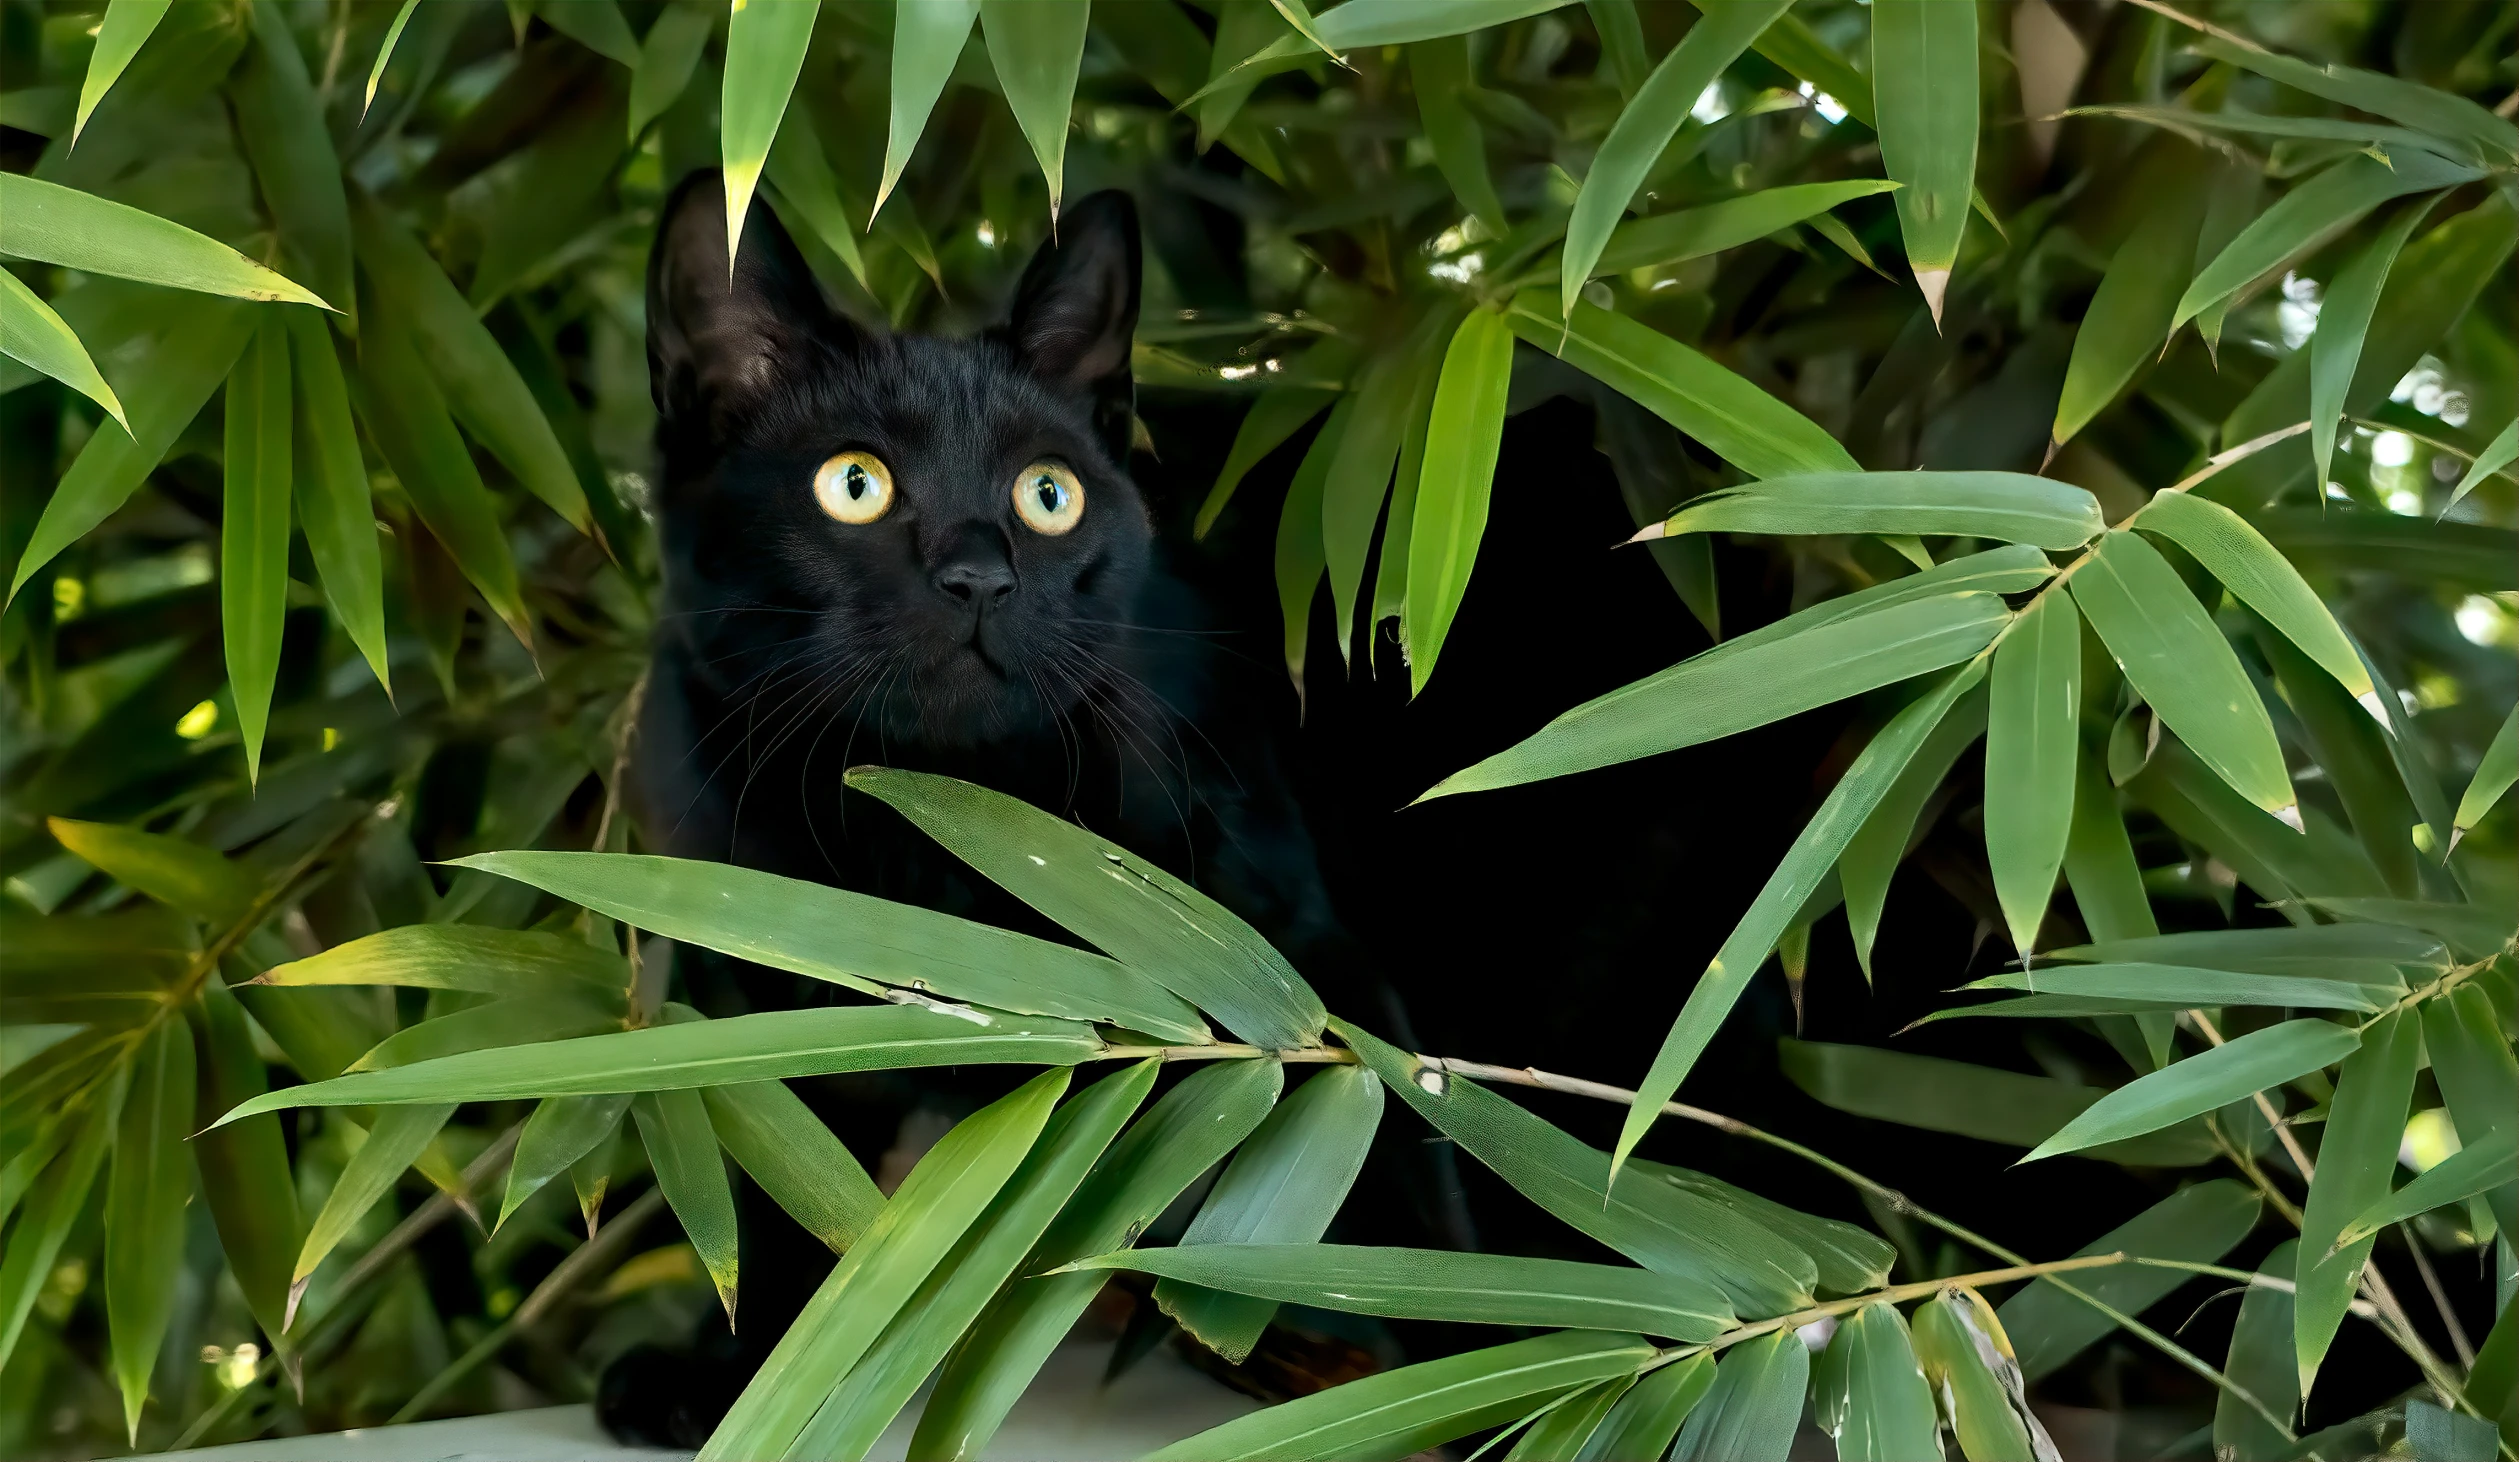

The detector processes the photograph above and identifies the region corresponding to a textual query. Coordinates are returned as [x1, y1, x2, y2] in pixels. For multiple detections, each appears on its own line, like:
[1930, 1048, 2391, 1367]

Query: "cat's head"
[646, 171, 1153, 749]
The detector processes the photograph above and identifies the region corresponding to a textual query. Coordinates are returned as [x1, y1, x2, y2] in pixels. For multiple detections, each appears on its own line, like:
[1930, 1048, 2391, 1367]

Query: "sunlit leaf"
[72, 0, 173, 142]
[982, 0, 1090, 219]
[1648, 472, 2103, 551]
[1872, 0, 1976, 323]
[256, 924, 627, 998]
[230, 0, 355, 330]
[0, 267, 127, 429]
[104, 1019, 192, 1440]
[45, 816, 258, 924]
[718, 0, 817, 269]
[0, 173, 329, 308]
[362, 0, 421, 117]
[2173, 151, 2479, 332]
[2025, 1020, 2361, 1163]
[222, 311, 290, 781]
[879, 0, 982, 215]
[1405, 308, 1514, 695]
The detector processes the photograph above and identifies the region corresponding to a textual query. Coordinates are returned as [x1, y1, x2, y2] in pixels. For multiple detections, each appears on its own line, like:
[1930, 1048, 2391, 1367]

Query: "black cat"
[602, 174, 1393, 1446]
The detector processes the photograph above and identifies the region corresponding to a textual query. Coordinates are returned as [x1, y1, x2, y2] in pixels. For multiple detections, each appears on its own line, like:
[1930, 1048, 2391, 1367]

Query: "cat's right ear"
[647, 170, 852, 440]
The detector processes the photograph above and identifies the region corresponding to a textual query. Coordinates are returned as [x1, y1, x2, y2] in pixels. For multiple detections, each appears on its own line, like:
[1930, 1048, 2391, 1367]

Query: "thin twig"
[1713, 1253, 2131, 1349]
[2399, 1222, 2477, 1369]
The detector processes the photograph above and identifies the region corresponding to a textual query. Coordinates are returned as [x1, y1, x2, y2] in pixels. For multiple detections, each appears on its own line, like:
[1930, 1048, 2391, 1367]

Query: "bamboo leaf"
[702, 1079, 884, 1254]
[700, 1070, 1068, 1462]
[1277, 393, 1349, 697]
[1778, 1039, 2217, 1167]
[2052, 183, 2205, 447]
[719, 0, 818, 268]
[448, 850, 1208, 1043]
[538, 0, 639, 65]
[1144, 1330, 1658, 1462]
[628, 0, 712, 141]
[1325, 325, 1444, 661]
[1559, 0, 1793, 316]
[908, 1059, 1281, 1462]
[222, 310, 291, 781]
[1651, 472, 2103, 552]
[1503, 292, 1854, 480]
[2215, 1240, 2301, 1462]
[1337, 1018, 1806, 1317]
[1911, 1288, 2045, 1462]
[1597, 179, 1900, 275]
[1994, 1180, 2261, 1381]
[191, 979, 300, 1342]
[2172, 151, 2480, 331]
[1405, 307, 1515, 696]
[256, 924, 628, 998]
[781, 1062, 1153, 1462]
[1411, 37, 1505, 236]
[72, 0, 174, 142]
[348, 991, 621, 1073]
[1077, 1244, 1730, 1340]
[844, 766, 1320, 1049]
[1425, 592, 2005, 801]
[1632, 1161, 1894, 1297]
[292, 1103, 455, 1315]
[230, 0, 355, 330]
[2335, 1127, 2517, 1250]
[216, 1004, 1100, 1121]
[2250, 624, 2418, 896]
[1670, 1329, 1808, 1461]
[1507, 1377, 1628, 1462]
[634, 1088, 740, 1325]
[2419, 985, 2519, 1237]
[0, 174, 329, 308]
[2444, 418, 2517, 516]
[2129, 492, 2372, 701]
[284, 307, 388, 692]
[2025, 1019, 2361, 1163]
[982, 0, 1090, 219]
[1194, 0, 1288, 149]
[362, 0, 421, 117]
[879, 0, 982, 215]
[500, 1093, 633, 1231]
[2186, 34, 2519, 163]
[0, 267, 127, 429]
[2293, 1008, 2416, 1395]
[1956, 963, 2386, 1013]
[2310, 200, 2430, 487]
[2068, 529, 2295, 816]
[1577, 1350, 1714, 1462]
[2454, 709, 2517, 839]
[0, 1079, 119, 1373]
[105, 1019, 193, 1440]
[1155, 1064, 1383, 1363]
[765, 111, 869, 290]
[1194, 376, 1341, 539]
[1872, 0, 1976, 323]
[45, 816, 259, 924]
[1985, 592, 2081, 954]
[1815, 1301, 1941, 1462]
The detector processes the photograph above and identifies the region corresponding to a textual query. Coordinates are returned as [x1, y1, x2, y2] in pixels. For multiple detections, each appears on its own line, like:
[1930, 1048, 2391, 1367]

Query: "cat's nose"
[933, 559, 1017, 608]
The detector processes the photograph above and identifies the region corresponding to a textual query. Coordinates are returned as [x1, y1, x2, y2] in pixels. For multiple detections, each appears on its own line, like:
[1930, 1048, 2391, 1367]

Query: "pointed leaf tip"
[1916, 268, 1951, 329]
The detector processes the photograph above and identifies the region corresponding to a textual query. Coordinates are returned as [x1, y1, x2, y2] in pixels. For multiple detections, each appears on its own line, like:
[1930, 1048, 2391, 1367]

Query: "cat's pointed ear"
[647, 169, 851, 441]
[1005, 190, 1140, 457]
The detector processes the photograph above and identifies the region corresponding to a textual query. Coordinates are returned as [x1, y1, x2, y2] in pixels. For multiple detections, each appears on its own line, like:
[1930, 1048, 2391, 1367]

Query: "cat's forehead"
[768, 331, 1101, 465]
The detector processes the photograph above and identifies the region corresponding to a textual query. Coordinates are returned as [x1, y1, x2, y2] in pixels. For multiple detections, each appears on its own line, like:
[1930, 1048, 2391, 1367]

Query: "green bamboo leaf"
[1425, 592, 2006, 801]
[1405, 307, 1515, 696]
[285, 307, 388, 692]
[1155, 1064, 1383, 1363]
[223, 310, 291, 782]
[1559, 0, 1792, 316]
[0, 1079, 118, 1373]
[1670, 1329, 1808, 1461]
[2298, 901, 2505, 961]
[1995, 1180, 2261, 1381]
[362, 0, 421, 117]
[2052, 183, 2205, 447]
[105, 1019, 193, 1441]
[347, 993, 622, 1073]
[1814, 1302, 1941, 1462]
[291, 1102, 454, 1320]
[2310, 200, 2431, 488]
[1912, 1288, 2042, 1462]
[72, 0, 174, 142]
[1075, 1244, 1730, 1341]
[2068, 529, 2294, 817]
[448, 850, 1207, 1043]
[2064, 758, 2159, 942]
[500, 1093, 633, 1231]
[2420, 985, 2519, 1236]
[9, 295, 254, 601]
[349, 295, 533, 648]
[2250, 625, 2418, 896]
[0, 267, 127, 429]
[216, 1004, 1100, 1121]
[1507, 1377, 1628, 1462]
[1325, 326, 1444, 662]
[719, 0, 818, 269]
[350, 195, 592, 534]
[2172, 151, 2480, 332]
[1194, 379, 1340, 539]
[230, 0, 355, 331]
[1648, 472, 2103, 552]
[2444, 418, 2517, 516]
[2454, 708, 2517, 840]
[782, 1062, 1154, 1462]
[635, 1088, 740, 1324]
[908, 1058, 1281, 1462]
[2133, 743, 2387, 905]
[1985, 592, 2080, 954]
[2335, 1128, 2517, 1250]
[1872, 0, 1975, 324]
[570, 1115, 622, 1238]
[2186, 34, 2519, 163]
[702, 1079, 884, 1254]
[1145, 1330, 1657, 1462]
[1956, 963, 2386, 1013]
[538, 0, 638, 64]
[1584, 0, 1646, 97]
[1276, 392, 1349, 696]
[1336, 1018, 1808, 1317]
[191, 980, 300, 1342]
[2215, 1241, 2301, 1462]
[1778, 1039, 2217, 1167]
[254, 924, 628, 998]
[2293, 1008, 2416, 1395]
[2134, 491, 2372, 701]
[879, 0, 982, 215]
[628, 0, 712, 141]
[700, 1070, 1067, 1462]
[1611, 662, 1986, 1172]
[764, 111, 869, 290]
[45, 816, 259, 924]
[1411, 37, 1505, 236]
[1194, 0, 1288, 148]
[1597, 180, 1899, 275]
[2026, 1019, 2361, 1163]
[1629, 1160, 1893, 1297]
[844, 766, 1322, 1049]
[2064, 103, 2465, 156]
[982, 0, 1089, 219]
[1576, 1350, 1714, 1462]
[1503, 292, 1854, 480]
[0, 174, 329, 308]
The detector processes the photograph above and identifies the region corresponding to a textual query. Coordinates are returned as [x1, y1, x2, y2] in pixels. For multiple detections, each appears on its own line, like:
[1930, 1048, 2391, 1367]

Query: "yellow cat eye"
[814, 451, 894, 524]
[1012, 461, 1084, 535]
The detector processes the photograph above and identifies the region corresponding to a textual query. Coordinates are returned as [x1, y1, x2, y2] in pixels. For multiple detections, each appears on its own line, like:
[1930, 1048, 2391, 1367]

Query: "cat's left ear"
[1005, 191, 1141, 459]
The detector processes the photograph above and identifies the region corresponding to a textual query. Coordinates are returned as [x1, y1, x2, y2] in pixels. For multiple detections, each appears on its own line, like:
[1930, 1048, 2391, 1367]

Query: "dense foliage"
[2, 0, 2515, 1457]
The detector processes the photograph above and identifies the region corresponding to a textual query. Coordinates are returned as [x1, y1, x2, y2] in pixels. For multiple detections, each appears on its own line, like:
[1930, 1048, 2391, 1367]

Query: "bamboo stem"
[1712, 1253, 2131, 1350]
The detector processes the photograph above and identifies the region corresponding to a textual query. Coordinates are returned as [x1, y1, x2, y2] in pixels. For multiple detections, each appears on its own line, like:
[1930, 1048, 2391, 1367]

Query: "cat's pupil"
[1034, 476, 1060, 510]
[846, 464, 869, 498]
